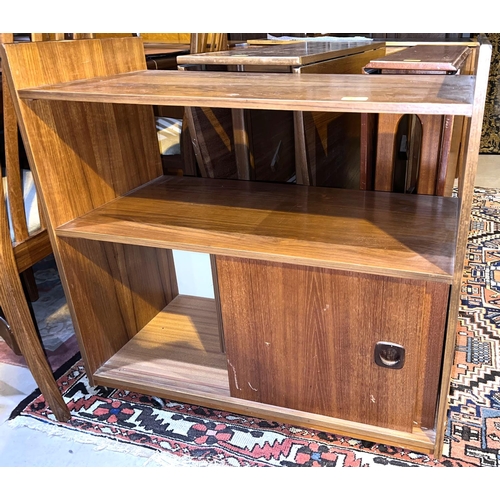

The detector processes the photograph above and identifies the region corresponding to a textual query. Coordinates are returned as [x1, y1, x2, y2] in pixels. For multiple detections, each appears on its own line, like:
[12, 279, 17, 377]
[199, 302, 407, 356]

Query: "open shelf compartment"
[94, 294, 229, 398]
[57, 175, 459, 283]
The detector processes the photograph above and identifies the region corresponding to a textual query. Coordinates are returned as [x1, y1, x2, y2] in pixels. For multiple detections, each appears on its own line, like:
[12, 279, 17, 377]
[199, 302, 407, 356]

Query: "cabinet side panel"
[1, 39, 166, 380]
[216, 256, 448, 433]
[12, 99, 161, 228]
[58, 237, 178, 376]
[2, 39, 163, 228]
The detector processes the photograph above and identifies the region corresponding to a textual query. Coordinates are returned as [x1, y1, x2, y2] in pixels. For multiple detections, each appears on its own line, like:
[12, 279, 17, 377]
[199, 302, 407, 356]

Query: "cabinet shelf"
[57, 175, 459, 283]
[19, 70, 474, 116]
[94, 295, 229, 398]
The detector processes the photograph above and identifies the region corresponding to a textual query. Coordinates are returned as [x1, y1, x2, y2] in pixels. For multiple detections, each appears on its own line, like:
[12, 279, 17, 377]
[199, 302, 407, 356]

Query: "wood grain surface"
[2, 37, 163, 230]
[57, 238, 178, 377]
[56, 175, 459, 283]
[364, 45, 470, 73]
[216, 257, 449, 431]
[177, 41, 385, 66]
[18, 71, 475, 116]
[1, 37, 173, 380]
[94, 295, 229, 396]
[2, 36, 491, 457]
[93, 293, 437, 453]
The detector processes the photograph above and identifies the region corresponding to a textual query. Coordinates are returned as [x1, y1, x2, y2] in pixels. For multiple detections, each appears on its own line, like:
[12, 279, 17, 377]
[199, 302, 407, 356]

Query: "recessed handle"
[374, 342, 405, 370]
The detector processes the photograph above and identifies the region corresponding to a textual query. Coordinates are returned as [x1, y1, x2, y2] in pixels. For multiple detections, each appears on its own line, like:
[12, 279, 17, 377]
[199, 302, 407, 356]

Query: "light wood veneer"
[56, 175, 459, 283]
[94, 295, 229, 397]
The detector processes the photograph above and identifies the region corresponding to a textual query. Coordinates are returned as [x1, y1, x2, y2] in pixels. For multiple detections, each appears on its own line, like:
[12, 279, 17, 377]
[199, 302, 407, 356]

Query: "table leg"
[231, 108, 254, 180]
[294, 111, 311, 185]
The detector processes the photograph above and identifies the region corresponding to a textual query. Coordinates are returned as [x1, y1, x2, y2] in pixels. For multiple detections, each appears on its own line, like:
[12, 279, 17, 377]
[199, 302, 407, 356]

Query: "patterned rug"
[479, 33, 500, 154]
[7, 187, 500, 467]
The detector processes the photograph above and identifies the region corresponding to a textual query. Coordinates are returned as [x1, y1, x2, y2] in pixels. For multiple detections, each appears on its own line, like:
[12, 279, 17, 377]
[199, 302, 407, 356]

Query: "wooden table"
[177, 41, 386, 186]
[178, 41, 383, 69]
[359, 44, 472, 196]
[363, 45, 471, 74]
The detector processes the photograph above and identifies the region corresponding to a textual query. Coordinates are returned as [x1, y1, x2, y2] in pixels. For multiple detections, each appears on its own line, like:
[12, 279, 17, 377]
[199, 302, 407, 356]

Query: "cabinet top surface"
[19, 70, 475, 115]
[177, 40, 385, 66]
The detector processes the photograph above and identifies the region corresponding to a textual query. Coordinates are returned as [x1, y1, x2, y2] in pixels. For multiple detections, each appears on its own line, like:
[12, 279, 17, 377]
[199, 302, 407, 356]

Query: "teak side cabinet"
[1, 37, 492, 458]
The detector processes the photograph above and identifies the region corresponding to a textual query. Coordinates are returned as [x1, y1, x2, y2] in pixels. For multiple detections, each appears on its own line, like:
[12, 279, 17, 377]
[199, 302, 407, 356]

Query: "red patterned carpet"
[6, 188, 500, 467]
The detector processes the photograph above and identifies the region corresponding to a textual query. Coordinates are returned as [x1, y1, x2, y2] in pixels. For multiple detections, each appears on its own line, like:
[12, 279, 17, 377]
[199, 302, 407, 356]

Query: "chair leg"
[1, 229, 70, 423]
[0, 307, 22, 355]
[2, 289, 71, 422]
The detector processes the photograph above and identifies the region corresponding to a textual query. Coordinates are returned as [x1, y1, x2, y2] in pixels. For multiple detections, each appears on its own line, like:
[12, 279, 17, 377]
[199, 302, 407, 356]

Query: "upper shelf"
[18, 70, 475, 115]
[56, 175, 459, 283]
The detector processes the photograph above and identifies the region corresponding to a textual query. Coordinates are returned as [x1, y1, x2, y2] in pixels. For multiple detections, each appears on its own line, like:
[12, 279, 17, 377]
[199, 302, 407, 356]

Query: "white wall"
[173, 250, 214, 298]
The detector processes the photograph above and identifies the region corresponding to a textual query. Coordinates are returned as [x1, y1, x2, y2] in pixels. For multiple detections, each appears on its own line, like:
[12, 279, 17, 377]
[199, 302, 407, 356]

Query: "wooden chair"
[0, 33, 76, 422]
[189, 33, 228, 54]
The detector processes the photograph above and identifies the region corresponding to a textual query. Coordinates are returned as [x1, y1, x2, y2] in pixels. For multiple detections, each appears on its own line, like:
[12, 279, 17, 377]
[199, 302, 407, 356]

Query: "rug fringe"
[7, 416, 218, 467]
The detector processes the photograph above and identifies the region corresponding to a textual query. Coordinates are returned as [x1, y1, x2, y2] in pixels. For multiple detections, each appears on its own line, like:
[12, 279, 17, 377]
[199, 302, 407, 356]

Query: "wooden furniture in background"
[178, 40, 385, 186]
[190, 33, 228, 54]
[143, 43, 190, 70]
[141, 33, 191, 44]
[360, 44, 473, 195]
[181, 34, 231, 178]
[0, 33, 69, 422]
[1, 36, 491, 458]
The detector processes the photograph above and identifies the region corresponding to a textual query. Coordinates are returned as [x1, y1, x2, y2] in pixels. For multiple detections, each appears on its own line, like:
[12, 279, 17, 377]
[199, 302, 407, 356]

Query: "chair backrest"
[190, 33, 228, 54]
[1, 33, 96, 252]
[1, 33, 44, 249]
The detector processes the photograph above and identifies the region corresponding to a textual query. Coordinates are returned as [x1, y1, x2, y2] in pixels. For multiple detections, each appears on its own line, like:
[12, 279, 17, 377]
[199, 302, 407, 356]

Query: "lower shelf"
[94, 295, 230, 397]
[93, 294, 437, 454]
